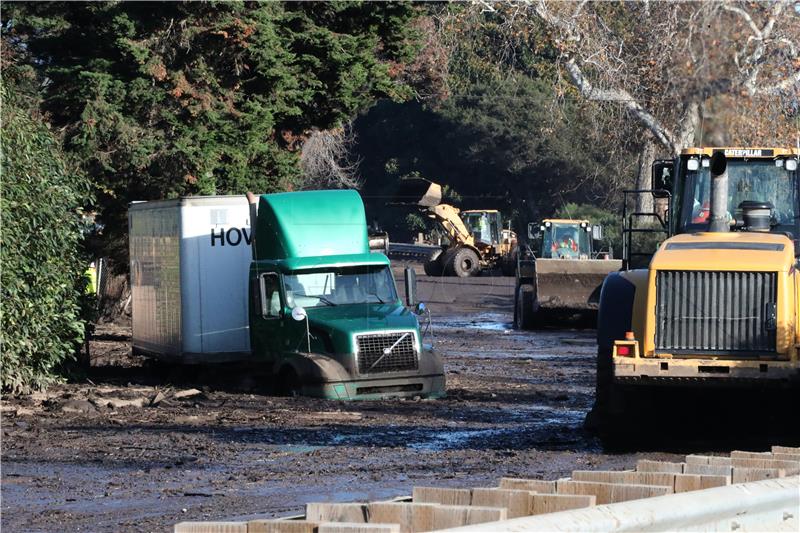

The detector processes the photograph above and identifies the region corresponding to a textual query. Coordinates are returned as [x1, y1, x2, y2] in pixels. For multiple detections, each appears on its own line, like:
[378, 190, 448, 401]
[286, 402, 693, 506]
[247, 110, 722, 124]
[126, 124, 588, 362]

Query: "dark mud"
[1, 275, 783, 532]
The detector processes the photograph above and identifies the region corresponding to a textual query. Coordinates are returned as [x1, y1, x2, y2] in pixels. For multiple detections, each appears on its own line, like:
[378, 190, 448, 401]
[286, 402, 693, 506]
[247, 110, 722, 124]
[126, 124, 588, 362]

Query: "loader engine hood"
[650, 232, 795, 272]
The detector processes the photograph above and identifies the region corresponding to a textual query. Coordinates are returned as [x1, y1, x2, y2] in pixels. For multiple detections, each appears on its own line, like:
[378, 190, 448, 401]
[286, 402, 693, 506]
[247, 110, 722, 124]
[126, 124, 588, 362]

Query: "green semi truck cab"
[248, 190, 445, 399]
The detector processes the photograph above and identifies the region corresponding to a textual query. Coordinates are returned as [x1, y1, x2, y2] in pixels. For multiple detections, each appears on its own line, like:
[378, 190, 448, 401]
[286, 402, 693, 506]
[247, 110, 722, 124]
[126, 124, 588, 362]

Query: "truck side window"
[260, 273, 281, 318]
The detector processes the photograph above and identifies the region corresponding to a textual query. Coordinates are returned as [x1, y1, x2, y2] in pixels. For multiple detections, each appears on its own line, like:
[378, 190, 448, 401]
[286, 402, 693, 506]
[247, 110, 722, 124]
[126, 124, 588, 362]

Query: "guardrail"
[441, 476, 799, 532]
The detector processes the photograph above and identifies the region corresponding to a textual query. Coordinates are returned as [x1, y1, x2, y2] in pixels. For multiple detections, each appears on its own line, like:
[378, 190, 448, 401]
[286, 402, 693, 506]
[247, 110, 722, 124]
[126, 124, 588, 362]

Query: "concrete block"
[731, 467, 786, 484]
[248, 520, 319, 533]
[306, 503, 368, 524]
[674, 474, 730, 493]
[498, 478, 556, 493]
[731, 457, 800, 474]
[470, 488, 531, 518]
[683, 464, 733, 477]
[412, 487, 471, 506]
[773, 453, 800, 462]
[530, 494, 595, 515]
[556, 480, 670, 504]
[571, 470, 675, 487]
[772, 445, 800, 454]
[431, 505, 506, 530]
[175, 523, 247, 533]
[731, 450, 772, 460]
[317, 523, 399, 533]
[367, 502, 438, 533]
[684, 455, 732, 466]
[635, 460, 684, 473]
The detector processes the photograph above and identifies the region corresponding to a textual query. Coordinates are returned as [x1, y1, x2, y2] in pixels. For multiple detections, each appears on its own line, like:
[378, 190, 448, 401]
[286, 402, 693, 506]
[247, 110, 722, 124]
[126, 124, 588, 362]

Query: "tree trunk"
[675, 101, 701, 152]
[635, 138, 656, 214]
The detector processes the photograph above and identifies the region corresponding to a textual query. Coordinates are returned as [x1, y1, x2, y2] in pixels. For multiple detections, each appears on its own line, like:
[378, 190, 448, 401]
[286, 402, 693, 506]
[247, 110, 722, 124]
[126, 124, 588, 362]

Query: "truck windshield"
[678, 159, 799, 238]
[284, 265, 397, 308]
[542, 224, 591, 259]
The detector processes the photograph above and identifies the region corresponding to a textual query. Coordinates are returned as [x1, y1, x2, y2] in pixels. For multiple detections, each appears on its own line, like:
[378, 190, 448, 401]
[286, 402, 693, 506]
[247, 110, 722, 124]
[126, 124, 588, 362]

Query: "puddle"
[273, 444, 325, 454]
[436, 313, 513, 332]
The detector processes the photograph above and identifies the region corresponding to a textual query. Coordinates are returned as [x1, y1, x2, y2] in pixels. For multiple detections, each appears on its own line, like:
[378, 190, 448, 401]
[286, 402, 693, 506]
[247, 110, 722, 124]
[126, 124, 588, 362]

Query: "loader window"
[679, 159, 799, 239]
[462, 212, 498, 244]
[285, 265, 398, 308]
[543, 224, 592, 259]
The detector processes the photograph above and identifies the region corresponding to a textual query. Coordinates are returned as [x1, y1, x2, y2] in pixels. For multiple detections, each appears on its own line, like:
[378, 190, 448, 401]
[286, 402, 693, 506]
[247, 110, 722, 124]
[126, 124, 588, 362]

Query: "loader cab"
[532, 220, 594, 259]
[670, 150, 800, 242]
[461, 210, 502, 245]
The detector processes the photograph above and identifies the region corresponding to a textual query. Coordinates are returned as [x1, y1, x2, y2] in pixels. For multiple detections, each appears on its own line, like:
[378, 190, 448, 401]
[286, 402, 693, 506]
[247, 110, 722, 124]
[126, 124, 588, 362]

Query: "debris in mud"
[58, 399, 97, 414]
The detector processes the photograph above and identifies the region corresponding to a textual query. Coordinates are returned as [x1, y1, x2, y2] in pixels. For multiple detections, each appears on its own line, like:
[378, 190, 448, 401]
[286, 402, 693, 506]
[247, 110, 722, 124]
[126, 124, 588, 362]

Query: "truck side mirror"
[404, 267, 417, 307]
[652, 160, 674, 198]
[592, 225, 603, 241]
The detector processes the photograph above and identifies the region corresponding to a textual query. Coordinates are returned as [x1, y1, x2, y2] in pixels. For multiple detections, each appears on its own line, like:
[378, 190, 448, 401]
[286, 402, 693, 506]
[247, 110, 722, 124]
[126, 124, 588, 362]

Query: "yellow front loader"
[589, 147, 800, 439]
[392, 178, 517, 277]
[514, 219, 621, 329]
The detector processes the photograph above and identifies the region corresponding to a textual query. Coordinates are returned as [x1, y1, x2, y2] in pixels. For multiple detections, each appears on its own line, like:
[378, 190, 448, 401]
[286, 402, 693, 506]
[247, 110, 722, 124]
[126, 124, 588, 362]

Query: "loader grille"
[655, 270, 777, 354]
[356, 332, 418, 374]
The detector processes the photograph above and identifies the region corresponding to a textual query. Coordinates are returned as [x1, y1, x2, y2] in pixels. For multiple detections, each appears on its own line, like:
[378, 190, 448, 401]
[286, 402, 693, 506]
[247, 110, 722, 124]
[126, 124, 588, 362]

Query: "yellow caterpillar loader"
[514, 219, 621, 329]
[589, 147, 800, 438]
[392, 178, 517, 277]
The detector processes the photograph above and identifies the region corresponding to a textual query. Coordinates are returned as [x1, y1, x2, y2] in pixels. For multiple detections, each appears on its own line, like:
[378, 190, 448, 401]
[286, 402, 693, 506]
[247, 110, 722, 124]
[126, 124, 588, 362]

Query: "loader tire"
[514, 284, 537, 329]
[446, 247, 480, 277]
[423, 256, 444, 276]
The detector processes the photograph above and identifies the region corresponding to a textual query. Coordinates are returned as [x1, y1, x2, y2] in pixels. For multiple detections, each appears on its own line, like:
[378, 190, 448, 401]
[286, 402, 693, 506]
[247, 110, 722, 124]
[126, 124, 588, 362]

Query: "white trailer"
[128, 196, 253, 363]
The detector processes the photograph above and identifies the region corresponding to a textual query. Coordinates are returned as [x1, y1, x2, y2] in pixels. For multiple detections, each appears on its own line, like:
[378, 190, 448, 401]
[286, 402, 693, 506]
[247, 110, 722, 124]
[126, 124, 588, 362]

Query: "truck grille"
[655, 270, 777, 354]
[356, 332, 418, 374]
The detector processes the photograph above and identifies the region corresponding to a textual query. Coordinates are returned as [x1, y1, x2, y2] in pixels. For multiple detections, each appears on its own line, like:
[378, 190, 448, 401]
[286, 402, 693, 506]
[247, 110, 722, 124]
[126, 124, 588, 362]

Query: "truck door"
[250, 271, 285, 362]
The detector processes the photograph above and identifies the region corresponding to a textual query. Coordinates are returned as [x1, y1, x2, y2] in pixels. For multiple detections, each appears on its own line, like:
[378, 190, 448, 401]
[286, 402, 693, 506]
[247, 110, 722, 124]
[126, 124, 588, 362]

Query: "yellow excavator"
[392, 178, 517, 277]
[514, 219, 621, 328]
[589, 147, 800, 439]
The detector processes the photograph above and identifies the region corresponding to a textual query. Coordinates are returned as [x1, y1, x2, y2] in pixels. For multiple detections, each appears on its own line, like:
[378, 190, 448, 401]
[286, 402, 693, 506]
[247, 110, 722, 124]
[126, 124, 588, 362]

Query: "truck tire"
[275, 366, 301, 397]
[514, 284, 537, 329]
[446, 247, 481, 277]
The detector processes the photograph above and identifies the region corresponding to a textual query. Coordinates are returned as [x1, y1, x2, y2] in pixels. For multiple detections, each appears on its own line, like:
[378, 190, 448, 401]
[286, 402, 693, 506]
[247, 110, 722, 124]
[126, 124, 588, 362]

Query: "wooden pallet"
[175, 445, 800, 533]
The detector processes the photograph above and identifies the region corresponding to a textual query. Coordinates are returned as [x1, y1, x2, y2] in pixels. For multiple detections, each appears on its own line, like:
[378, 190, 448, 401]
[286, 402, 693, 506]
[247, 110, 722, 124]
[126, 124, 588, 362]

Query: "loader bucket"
[390, 177, 443, 207]
[533, 258, 622, 312]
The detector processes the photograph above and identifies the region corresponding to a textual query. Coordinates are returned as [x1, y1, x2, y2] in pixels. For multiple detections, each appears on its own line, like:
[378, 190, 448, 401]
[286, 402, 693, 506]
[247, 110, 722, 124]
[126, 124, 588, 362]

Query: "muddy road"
[0, 274, 782, 532]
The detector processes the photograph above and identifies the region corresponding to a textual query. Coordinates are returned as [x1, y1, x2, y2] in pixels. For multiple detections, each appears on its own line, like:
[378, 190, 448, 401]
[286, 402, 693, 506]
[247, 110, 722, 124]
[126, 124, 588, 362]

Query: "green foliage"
[555, 203, 622, 259]
[1, 72, 93, 393]
[5, 1, 421, 263]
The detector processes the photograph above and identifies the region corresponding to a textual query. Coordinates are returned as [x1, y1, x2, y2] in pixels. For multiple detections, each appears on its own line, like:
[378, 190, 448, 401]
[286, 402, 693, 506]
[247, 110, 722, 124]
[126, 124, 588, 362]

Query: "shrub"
[1, 80, 92, 393]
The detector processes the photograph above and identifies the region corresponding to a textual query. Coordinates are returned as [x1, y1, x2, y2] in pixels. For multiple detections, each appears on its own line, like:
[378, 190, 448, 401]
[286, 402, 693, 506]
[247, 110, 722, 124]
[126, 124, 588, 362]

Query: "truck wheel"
[446, 247, 480, 277]
[275, 366, 301, 397]
[514, 284, 537, 329]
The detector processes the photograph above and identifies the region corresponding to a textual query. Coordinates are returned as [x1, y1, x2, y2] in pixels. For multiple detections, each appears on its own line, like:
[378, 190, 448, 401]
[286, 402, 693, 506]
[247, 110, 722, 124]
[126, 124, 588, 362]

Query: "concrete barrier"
[435, 476, 799, 532]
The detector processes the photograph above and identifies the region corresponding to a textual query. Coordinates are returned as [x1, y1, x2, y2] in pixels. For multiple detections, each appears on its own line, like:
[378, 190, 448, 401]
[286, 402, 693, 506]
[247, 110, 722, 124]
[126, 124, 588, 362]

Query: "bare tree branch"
[564, 59, 677, 150]
[299, 123, 363, 190]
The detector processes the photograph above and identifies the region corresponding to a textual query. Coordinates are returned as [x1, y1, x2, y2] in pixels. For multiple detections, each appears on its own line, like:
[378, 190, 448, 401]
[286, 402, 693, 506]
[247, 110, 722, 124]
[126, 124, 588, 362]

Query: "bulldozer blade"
[533, 259, 622, 312]
[389, 177, 442, 207]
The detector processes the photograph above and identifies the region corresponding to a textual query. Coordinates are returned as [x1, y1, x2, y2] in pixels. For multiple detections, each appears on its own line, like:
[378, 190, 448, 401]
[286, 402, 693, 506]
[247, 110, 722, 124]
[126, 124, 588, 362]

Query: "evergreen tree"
[5, 1, 421, 262]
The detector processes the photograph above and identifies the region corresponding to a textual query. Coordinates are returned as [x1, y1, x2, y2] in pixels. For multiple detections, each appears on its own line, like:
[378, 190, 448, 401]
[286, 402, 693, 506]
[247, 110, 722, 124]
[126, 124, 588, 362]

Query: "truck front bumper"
[308, 373, 447, 400]
[613, 355, 800, 386]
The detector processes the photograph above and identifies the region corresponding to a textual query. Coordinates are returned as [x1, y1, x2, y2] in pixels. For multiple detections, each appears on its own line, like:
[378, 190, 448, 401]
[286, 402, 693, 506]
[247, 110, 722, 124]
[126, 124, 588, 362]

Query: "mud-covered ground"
[1, 274, 789, 532]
